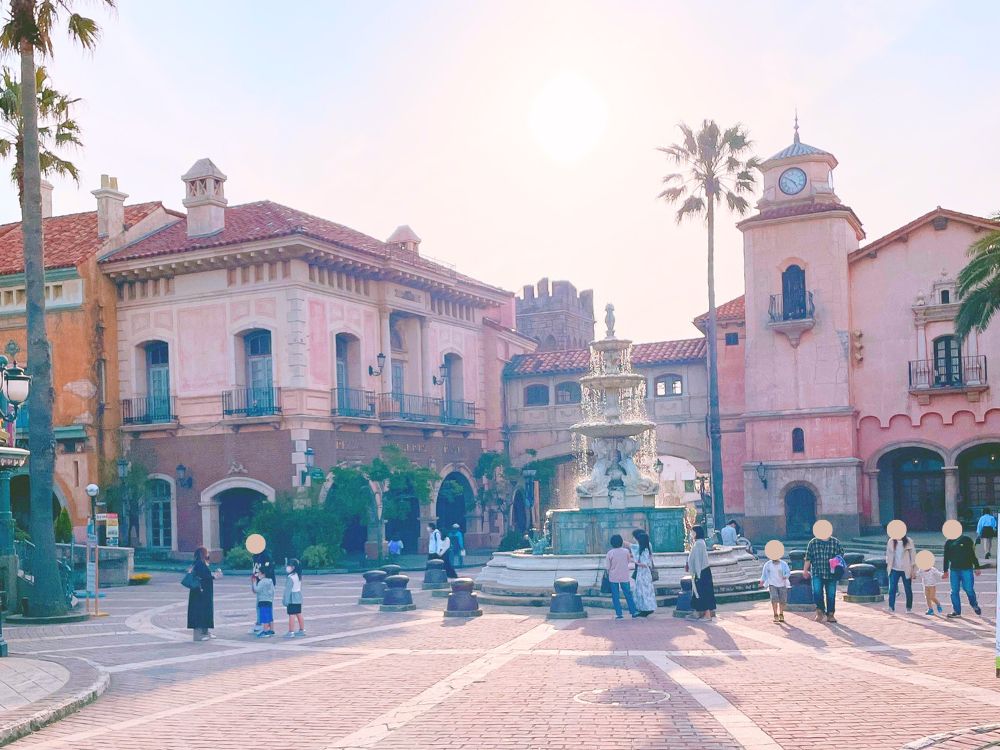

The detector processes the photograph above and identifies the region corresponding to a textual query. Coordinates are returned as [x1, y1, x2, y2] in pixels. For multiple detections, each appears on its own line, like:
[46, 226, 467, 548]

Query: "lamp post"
[368, 352, 387, 377]
[116, 457, 130, 548]
[300, 447, 315, 486]
[85, 483, 104, 617]
[0, 356, 31, 558]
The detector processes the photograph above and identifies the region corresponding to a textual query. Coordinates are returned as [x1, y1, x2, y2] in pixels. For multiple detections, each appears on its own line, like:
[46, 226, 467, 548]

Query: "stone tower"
[516, 278, 595, 351]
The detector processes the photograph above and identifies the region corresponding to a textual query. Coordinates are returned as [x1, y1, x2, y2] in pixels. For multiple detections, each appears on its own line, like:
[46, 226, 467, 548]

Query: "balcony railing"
[332, 387, 376, 418]
[768, 292, 815, 322]
[440, 399, 476, 425]
[377, 392, 476, 425]
[223, 387, 282, 417]
[122, 396, 176, 425]
[908, 356, 988, 389]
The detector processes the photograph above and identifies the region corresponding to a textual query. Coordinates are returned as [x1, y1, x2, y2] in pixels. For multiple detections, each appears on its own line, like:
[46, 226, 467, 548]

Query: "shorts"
[257, 602, 273, 624]
[982, 527, 997, 539]
[768, 585, 788, 604]
[286, 603, 302, 615]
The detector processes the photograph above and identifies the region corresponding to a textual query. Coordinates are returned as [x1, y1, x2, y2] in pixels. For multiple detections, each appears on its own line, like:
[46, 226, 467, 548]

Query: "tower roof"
[386, 225, 421, 244]
[182, 158, 227, 181]
[765, 116, 832, 162]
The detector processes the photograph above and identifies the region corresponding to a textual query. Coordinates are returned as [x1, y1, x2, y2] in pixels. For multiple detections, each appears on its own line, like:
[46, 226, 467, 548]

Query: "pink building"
[101, 159, 533, 559]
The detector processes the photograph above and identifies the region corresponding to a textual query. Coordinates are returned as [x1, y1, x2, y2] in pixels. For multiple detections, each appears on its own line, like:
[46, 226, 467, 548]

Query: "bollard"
[788, 550, 805, 571]
[547, 578, 587, 620]
[380, 574, 416, 612]
[843, 563, 883, 603]
[358, 570, 388, 604]
[786, 571, 815, 611]
[381, 564, 402, 578]
[444, 578, 483, 618]
[421, 559, 449, 591]
[673, 575, 696, 618]
[838, 553, 865, 587]
[867, 558, 889, 590]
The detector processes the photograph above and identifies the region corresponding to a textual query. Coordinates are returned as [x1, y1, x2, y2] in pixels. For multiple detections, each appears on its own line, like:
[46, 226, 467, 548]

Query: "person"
[943, 532, 982, 618]
[803, 530, 844, 623]
[760, 555, 791, 623]
[976, 508, 997, 560]
[249, 547, 275, 635]
[187, 547, 221, 641]
[449, 524, 465, 569]
[427, 523, 444, 561]
[720, 520, 739, 547]
[686, 525, 716, 620]
[604, 534, 638, 619]
[252, 571, 275, 638]
[387, 537, 403, 560]
[916, 558, 944, 616]
[438, 532, 458, 578]
[283, 558, 305, 637]
[631, 529, 657, 617]
[885, 533, 916, 613]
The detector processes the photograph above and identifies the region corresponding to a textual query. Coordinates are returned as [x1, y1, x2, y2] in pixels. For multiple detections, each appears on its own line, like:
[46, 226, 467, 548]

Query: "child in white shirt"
[760, 558, 791, 623]
[916, 563, 944, 615]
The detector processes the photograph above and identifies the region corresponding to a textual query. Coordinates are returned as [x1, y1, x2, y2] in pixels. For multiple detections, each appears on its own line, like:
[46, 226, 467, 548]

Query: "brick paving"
[0, 568, 995, 749]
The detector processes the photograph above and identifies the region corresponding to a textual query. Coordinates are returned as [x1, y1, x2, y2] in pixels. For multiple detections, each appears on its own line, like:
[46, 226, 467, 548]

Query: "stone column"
[866, 470, 881, 527]
[378, 306, 393, 395]
[419, 317, 431, 397]
[199, 497, 221, 557]
[286, 289, 308, 389]
[943, 466, 959, 521]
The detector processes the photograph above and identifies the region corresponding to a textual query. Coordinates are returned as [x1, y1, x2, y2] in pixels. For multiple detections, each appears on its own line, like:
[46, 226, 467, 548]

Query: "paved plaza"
[0, 567, 996, 750]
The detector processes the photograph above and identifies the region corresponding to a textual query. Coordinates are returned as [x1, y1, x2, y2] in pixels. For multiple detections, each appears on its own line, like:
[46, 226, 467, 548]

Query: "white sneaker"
[283, 631, 295, 638]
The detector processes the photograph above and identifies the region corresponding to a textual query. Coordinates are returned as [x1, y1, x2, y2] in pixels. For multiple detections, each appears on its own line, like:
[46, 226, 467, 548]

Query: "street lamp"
[175, 464, 193, 489]
[755, 462, 768, 489]
[0, 356, 30, 558]
[522, 468, 537, 531]
[84, 484, 104, 617]
[368, 352, 386, 377]
[117, 457, 130, 547]
[300, 447, 315, 485]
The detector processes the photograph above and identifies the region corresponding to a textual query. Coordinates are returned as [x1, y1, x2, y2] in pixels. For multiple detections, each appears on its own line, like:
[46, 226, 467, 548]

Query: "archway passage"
[217, 488, 266, 553]
[784, 486, 816, 539]
[11, 475, 62, 533]
[384, 496, 420, 553]
[436, 472, 472, 532]
[512, 488, 527, 532]
[877, 447, 945, 532]
[957, 443, 1000, 524]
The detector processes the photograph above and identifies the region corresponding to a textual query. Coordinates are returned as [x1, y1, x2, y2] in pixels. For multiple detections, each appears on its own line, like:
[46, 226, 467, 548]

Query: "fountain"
[476, 306, 760, 604]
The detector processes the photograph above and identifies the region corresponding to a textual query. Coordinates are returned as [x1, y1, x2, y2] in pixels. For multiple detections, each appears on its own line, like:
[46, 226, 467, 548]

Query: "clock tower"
[736, 120, 866, 539]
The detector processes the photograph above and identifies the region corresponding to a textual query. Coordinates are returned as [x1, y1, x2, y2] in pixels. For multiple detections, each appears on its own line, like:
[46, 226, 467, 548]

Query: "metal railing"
[222, 387, 282, 417]
[768, 291, 815, 322]
[332, 387, 376, 418]
[440, 399, 476, 425]
[908, 355, 988, 389]
[13, 538, 33, 583]
[121, 396, 176, 425]
[378, 392, 442, 422]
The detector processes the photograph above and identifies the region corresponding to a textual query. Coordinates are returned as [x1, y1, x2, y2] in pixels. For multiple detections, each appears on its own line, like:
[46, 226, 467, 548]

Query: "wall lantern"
[755, 462, 768, 489]
[368, 352, 387, 377]
[176, 464, 193, 489]
[0, 356, 31, 422]
[432, 362, 448, 386]
[116, 456, 130, 480]
[301, 447, 316, 484]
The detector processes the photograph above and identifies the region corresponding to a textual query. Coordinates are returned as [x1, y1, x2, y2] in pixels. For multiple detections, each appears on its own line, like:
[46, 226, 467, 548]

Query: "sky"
[1, 0, 998, 342]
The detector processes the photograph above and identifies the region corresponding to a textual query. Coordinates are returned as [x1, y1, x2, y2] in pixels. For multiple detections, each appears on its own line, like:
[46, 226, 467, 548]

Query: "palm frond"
[956, 231, 1000, 295]
[658, 186, 687, 203]
[675, 195, 705, 224]
[955, 276, 1000, 338]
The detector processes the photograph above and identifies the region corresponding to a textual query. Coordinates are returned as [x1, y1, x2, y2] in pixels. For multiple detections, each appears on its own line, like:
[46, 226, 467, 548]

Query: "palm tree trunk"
[20, 40, 65, 617]
[705, 199, 725, 530]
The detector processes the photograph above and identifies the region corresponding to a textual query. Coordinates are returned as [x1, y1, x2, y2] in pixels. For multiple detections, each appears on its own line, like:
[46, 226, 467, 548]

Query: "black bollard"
[381, 564, 402, 578]
[421, 559, 449, 591]
[840, 553, 865, 586]
[867, 558, 889, 590]
[786, 571, 815, 611]
[844, 563, 883, 603]
[673, 575, 695, 618]
[547, 578, 587, 620]
[358, 570, 388, 604]
[380, 574, 416, 612]
[444, 578, 483, 618]
[788, 550, 806, 571]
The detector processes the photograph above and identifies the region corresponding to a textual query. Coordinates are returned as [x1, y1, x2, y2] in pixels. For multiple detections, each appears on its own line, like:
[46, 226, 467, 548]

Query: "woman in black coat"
[187, 547, 218, 641]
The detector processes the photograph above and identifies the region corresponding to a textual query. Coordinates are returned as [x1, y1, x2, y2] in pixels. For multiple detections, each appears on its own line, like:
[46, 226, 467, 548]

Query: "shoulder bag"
[181, 570, 202, 590]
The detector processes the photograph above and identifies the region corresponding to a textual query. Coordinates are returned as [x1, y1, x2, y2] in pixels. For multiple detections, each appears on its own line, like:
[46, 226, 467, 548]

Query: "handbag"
[600, 570, 611, 594]
[650, 557, 660, 583]
[181, 571, 202, 591]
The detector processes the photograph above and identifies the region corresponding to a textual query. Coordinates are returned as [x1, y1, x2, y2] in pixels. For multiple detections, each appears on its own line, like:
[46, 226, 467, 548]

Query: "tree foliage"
[53, 506, 70, 543]
[955, 215, 1000, 338]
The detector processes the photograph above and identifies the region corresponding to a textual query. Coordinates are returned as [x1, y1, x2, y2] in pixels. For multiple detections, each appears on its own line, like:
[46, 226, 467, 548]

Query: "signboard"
[85, 560, 96, 596]
[105, 513, 119, 547]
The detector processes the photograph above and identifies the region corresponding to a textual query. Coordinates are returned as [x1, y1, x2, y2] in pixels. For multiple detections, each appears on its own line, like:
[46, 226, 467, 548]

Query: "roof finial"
[793, 109, 800, 145]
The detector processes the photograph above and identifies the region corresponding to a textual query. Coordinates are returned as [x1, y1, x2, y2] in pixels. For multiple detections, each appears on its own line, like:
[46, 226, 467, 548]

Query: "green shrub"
[497, 529, 528, 552]
[223, 546, 253, 569]
[301, 544, 333, 569]
[54, 508, 72, 544]
[246, 495, 346, 566]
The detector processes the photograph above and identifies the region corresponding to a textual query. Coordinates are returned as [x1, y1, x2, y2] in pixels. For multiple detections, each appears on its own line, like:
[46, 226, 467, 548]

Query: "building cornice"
[740, 405, 857, 422]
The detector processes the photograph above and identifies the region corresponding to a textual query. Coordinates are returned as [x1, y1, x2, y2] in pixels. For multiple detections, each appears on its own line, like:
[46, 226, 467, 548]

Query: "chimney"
[91, 174, 128, 239]
[40, 179, 53, 219]
[385, 225, 421, 255]
[182, 158, 227, 237]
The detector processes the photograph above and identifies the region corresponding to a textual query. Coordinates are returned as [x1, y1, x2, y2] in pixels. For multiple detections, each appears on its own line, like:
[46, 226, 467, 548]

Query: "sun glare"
[529, 73, 608, 164]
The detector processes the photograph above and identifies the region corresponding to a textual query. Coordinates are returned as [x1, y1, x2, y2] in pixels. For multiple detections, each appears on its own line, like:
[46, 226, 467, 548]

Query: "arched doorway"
[784, 485, 817, 538]
[384, 496, 420, 553]
[11, 475, 62, 534]
[877, 447, 945, 531]
[436, 471, 472, 532]
[957, 443, 1000, 525]
[512, 488, 527, 531]
[217, 488, 266, 553]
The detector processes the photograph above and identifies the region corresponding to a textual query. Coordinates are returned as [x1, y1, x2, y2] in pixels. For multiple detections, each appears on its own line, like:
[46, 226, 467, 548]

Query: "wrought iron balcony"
[122, 396, 176, 425]
[768, 292, 815, 323]
[377, 392, 476, 426]
[440, 399, 476, 426]
[908, 355, 988, 390]
[223, 387, 282, 418]
[332, 387, 376, 418]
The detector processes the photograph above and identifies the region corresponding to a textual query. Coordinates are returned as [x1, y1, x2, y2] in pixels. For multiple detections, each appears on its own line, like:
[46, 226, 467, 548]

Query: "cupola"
[757, 116, 840, 210]
[386, 225, 421, 255]
[182, 158, 227, 237]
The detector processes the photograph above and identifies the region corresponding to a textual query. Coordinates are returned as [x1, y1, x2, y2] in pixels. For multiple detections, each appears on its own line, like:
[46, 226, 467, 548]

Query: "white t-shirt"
[428, 529, 443, 554]
[916, 567, 943, 589]
[891, 542, 907, 572]
[760, 560, 791, 588]
[720, 526, 739, 546]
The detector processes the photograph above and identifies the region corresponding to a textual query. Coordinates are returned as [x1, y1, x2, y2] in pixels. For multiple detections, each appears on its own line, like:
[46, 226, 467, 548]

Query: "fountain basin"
[579, 373, 646, 390]
[550, 506, 685, 554]
[570, 421, 655, 439]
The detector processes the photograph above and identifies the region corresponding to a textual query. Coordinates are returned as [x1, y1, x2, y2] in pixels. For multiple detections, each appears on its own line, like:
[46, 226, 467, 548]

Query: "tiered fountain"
[476, 306, 759, 603]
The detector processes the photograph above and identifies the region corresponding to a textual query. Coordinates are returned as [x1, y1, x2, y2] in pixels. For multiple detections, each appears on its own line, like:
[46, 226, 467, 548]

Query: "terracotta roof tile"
[849, 207, 1000, 263]
[505, 337, 705, 377]
[693, 295, 745, 329]
[0, 203, 164, 276]
[737, 201, 857, 226]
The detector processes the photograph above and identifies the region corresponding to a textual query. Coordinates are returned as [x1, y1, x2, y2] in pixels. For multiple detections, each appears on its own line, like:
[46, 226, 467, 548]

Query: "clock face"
[779, 167, 807, 195]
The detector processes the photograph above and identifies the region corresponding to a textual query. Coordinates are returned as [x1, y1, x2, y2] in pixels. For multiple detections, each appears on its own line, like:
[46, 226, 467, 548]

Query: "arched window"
[144, 341, 171, 422]
[524, 384, 550, 407]
[792, 428, 805, 453]
[146, 478, 172, 549]
[932, 335, 961, 386]
[781, 264, 807, 320]
[654, 374, 683, 398]
[555, 382, 582, 405]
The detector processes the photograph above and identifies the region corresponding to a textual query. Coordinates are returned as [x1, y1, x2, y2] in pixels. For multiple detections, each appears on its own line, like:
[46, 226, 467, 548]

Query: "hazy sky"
[2, 1, 997, 342]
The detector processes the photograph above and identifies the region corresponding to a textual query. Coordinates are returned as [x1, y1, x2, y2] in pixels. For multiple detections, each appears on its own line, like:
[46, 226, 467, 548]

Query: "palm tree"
[0, 65, 82, 203]
[658, 120, 759, 529]
[955, 213, 1000, 339]
[1, 0, 113, 618]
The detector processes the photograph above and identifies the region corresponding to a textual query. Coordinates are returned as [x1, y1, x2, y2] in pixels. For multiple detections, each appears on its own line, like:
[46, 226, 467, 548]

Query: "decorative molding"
[767, 316, 815, 347]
